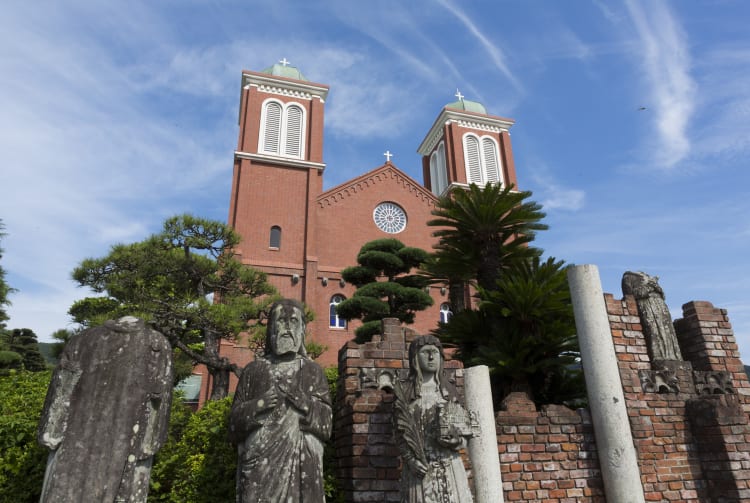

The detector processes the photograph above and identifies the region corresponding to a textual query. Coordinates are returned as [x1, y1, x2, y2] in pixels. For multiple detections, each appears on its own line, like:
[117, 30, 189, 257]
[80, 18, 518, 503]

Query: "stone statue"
[392, 335, 476, 503]
[229, 299, 332, 503]
[37, 316, 172, 502]
[622, 271, 683, 361]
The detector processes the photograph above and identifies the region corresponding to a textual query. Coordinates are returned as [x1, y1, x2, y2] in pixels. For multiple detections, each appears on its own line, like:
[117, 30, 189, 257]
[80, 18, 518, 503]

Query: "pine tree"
[336, 239, 433, 343]
[4, 329, 47, 372]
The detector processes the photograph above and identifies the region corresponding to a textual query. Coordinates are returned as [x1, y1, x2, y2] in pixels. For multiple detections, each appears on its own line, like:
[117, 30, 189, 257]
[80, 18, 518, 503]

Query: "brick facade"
[336, 298, 750, 502]
[223, 65, 520, 372]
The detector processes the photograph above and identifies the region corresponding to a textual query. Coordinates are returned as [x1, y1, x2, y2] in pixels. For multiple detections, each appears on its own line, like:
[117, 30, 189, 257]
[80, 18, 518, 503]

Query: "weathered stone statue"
[37, 316, 172, 502]
[229, 299, 332, 502]
[622, 271, 683, 361]
[393, 335, 475, 503]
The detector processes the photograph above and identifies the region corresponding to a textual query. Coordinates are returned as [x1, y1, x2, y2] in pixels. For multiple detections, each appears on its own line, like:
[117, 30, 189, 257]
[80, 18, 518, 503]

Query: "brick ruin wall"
[335, 298, 750, 502]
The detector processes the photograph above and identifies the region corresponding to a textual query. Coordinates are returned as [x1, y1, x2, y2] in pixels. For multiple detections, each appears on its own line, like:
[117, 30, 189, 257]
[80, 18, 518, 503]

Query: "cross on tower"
[455, 89, 464, 102]
[279, 58, 290, 67]
[383, 150, 393, 163]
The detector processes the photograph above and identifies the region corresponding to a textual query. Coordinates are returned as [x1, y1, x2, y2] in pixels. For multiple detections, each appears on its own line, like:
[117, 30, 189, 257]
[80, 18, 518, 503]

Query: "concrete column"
[465, 365, 504, 503]
[568, 265, 645, 503]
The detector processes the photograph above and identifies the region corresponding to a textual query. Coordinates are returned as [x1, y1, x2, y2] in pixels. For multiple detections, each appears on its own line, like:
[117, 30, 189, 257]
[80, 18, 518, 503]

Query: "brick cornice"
[241, 70, 329, 102]
[417, 107, 515, 156]
[316, 164, 438, 208]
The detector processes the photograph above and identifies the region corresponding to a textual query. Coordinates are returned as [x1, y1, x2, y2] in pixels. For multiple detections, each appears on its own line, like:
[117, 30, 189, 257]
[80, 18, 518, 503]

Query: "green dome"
[261, 61, 308, 81]
[446, 99, 487, 114]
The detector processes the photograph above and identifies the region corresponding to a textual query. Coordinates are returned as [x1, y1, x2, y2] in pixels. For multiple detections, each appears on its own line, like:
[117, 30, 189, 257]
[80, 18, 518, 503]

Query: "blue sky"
[2, 1, 749, 358]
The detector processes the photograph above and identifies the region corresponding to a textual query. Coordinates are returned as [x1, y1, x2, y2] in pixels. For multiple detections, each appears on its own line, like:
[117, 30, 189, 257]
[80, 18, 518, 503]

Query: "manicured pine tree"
[336, 238, 433, 343]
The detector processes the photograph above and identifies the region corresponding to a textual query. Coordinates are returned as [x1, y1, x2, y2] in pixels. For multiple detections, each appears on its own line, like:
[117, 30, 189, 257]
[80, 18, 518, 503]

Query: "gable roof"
[316, 163, 438, 209]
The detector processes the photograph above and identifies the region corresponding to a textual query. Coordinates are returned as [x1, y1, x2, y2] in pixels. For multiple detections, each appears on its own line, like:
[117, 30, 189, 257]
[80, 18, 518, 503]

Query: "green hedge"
[0, 371, 49, 503]
[0, 368, 343, 503]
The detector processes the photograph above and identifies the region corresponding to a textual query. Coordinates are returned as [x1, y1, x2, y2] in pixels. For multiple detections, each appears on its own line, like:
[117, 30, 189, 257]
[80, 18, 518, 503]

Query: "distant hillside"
[746, 366, 750, 381]
[38, 342, 59, 366]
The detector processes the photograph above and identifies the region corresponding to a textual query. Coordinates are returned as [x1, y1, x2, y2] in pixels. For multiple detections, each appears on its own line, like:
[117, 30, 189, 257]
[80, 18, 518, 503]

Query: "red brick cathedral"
[222, 60, 520, 372]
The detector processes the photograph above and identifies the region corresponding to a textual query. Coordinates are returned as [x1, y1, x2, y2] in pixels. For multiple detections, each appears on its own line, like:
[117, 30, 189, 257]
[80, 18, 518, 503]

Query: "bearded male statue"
[229, 299, 332, 502]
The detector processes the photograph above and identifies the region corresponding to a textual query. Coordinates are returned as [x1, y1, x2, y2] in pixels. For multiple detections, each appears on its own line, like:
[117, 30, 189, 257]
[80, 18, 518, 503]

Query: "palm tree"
[427, 183, 547, 300]
[436, 256, 585, 407]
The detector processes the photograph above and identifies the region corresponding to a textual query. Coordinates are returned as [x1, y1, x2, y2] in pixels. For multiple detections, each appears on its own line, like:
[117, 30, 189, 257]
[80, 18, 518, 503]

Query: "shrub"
[0, 371, 50, 502]
[150, 395, 236, 502]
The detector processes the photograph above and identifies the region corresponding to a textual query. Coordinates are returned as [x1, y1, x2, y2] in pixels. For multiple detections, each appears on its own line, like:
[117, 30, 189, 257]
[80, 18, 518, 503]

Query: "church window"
[429, 142, 448, 196]
[259, 99, 306, 159]
[261, 102, 282, 155]
[269, 226, 281, 249]
[463, 134, 502, 186]
[373, 202, 407, 234]
[285, 104, 303, 157]
[330, 295, 346, 328]
[439, 303, 453, 323]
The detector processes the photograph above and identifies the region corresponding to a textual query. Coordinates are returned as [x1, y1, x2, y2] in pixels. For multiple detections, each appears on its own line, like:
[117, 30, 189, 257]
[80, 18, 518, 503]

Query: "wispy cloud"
[527, 164, 585, 212]
[435, 0, 523, 92]
[624, 0, 695, 169]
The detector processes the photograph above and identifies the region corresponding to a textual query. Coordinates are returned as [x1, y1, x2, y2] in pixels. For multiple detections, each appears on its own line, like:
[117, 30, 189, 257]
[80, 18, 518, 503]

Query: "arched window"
[463, 134, 502, 186]
[259, 100, 306, 159]
[260, 101, 282, 155]
[330, 295, 346, 328]
[439, 303, 453, 323]
[284, 104, 303, 157]
[437, 142, 448, 192]
[269, 226, 281, 249]
[429, 142, 448, 196]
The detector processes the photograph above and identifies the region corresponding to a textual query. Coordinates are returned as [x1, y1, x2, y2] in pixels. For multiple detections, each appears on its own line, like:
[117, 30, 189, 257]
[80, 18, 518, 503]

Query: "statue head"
[265, 299, 307, 358]
[622, 270, 664, 300]
[408, 335, 445, 383]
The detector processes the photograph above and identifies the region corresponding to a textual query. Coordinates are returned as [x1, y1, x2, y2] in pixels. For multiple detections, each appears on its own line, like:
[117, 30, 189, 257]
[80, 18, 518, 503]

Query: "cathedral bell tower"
[227, 61, 329, 301]
[418, 91, 518, 195]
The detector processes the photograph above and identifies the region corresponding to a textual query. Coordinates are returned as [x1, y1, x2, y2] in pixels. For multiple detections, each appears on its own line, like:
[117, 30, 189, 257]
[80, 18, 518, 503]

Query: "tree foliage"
[49, 328, 77, 360]
[150, 395, 236, 502]
[336, 239, 433, 342]
[0, 329, 47, 372]
[71, 214, 277, 399]
[437, 257, 584, 407]
[426, 183, 547, 299]
[0, 371, 49, 502]
[427, 184, 584, 407]
[0, 220, 14, 332]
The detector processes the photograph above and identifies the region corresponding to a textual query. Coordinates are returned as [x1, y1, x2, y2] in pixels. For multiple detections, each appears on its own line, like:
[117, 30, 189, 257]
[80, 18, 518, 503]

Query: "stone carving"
[622, 271, 683, 361]
[639, 368, 680, 393]
[37, 316, 172, 502]
[360, 367, 408, 391]
[229, 299, 332, 503]
[392, 335, 477, 503]
[694, 371, 735, 395]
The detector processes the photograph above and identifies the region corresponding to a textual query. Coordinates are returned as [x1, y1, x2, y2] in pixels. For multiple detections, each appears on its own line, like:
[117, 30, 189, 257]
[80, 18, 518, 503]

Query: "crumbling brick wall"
[609, 296, 750, 501]
[335, 299, 750, 502]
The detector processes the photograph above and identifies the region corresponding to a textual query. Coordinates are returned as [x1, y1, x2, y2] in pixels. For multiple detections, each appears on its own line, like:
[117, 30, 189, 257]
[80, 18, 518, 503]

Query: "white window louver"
[263, 102, 282, 154]
[430, 152, 439, 196]
[482, 138, 500, 184]
[437, 142, 448, 194]
[284, 105, 303, 157]
[465, 136, 483, 184]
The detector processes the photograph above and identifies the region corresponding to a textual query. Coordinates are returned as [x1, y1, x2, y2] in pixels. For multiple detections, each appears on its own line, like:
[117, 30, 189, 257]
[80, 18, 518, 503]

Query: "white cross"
[383, 150, 393, 163]
[455, 89, 464, 101]
[279, 58, 290, 67]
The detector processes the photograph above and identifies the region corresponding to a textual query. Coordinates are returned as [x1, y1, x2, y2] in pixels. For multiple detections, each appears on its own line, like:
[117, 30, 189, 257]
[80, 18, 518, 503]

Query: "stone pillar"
[464, 365, 504, 503]
[567, 265, 645, 503]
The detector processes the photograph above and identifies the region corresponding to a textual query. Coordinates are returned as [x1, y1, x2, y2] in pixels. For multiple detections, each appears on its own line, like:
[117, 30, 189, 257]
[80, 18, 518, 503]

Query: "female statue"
[393, 335, 475, 503]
